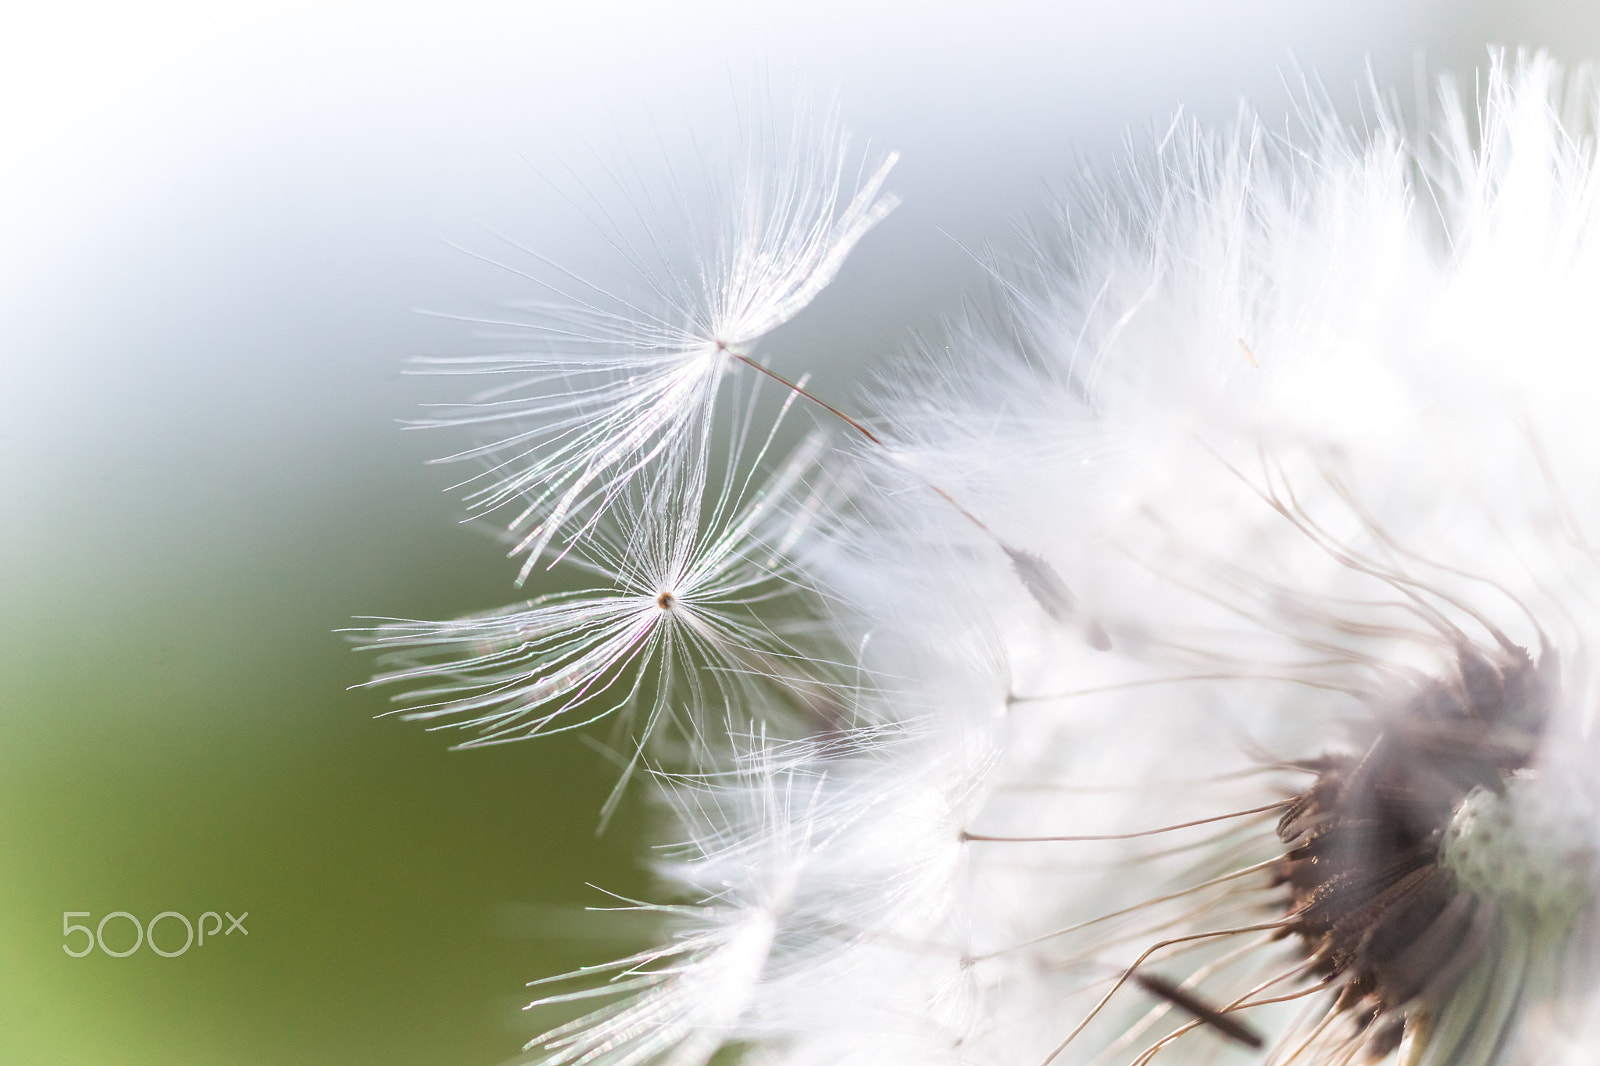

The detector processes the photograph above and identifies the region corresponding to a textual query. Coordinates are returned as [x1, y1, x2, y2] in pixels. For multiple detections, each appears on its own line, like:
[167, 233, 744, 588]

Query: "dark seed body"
[1133, 973, 1265, 1049]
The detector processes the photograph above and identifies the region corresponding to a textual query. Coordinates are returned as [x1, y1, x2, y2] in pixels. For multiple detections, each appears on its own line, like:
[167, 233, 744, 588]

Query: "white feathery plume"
[521, 745, 823, 1066]
[492, 51, 1600, 1066]
[354, 392, 848, 795]
[412, 119, 899, 579]
[522, 721, 1004, 1066]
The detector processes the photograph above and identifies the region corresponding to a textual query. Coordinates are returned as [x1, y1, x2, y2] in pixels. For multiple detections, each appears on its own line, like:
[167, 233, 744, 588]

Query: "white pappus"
[407, 117, 898, 580]
[369, 52, 1600, 1066]
[354, 389, 854, 824]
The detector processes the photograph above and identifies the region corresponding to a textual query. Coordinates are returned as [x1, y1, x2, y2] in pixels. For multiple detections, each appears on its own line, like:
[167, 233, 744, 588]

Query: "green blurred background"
[4, 2, 1599, 1063]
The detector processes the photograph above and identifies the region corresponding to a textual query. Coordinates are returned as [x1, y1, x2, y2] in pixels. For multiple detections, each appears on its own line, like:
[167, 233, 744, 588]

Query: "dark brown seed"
[1132, 973, 1265, 1049]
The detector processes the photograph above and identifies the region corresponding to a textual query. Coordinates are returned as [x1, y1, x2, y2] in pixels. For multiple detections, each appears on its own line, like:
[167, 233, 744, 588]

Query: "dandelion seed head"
[373, 47, 1600, 1066]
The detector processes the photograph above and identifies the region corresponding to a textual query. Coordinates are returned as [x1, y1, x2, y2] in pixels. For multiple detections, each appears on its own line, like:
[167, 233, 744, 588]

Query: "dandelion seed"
[354, 405, 848, 814]
[413, 118, 899, 578]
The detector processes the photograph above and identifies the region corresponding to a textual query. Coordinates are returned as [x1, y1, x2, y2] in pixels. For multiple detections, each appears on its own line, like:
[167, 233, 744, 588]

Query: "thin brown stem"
[725, 343, 1100, 641]
[727, 346, 1004, 534]
[973, 856, 1282, 962]
[727, 348, 883, 445]
[962, 799, 1290, 844]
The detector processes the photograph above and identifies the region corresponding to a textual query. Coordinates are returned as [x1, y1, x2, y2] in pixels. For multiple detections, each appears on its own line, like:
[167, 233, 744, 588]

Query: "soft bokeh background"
[3, 2, 1598, 1063]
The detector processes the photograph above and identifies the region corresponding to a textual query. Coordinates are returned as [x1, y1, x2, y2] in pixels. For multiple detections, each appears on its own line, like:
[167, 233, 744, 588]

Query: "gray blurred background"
[2, 2, 1597, 1063]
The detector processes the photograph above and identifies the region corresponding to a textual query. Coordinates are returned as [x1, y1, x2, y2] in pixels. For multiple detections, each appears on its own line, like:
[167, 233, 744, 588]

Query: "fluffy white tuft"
[410, 122, 898, 579]
[380, 52, 1600, 1066]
